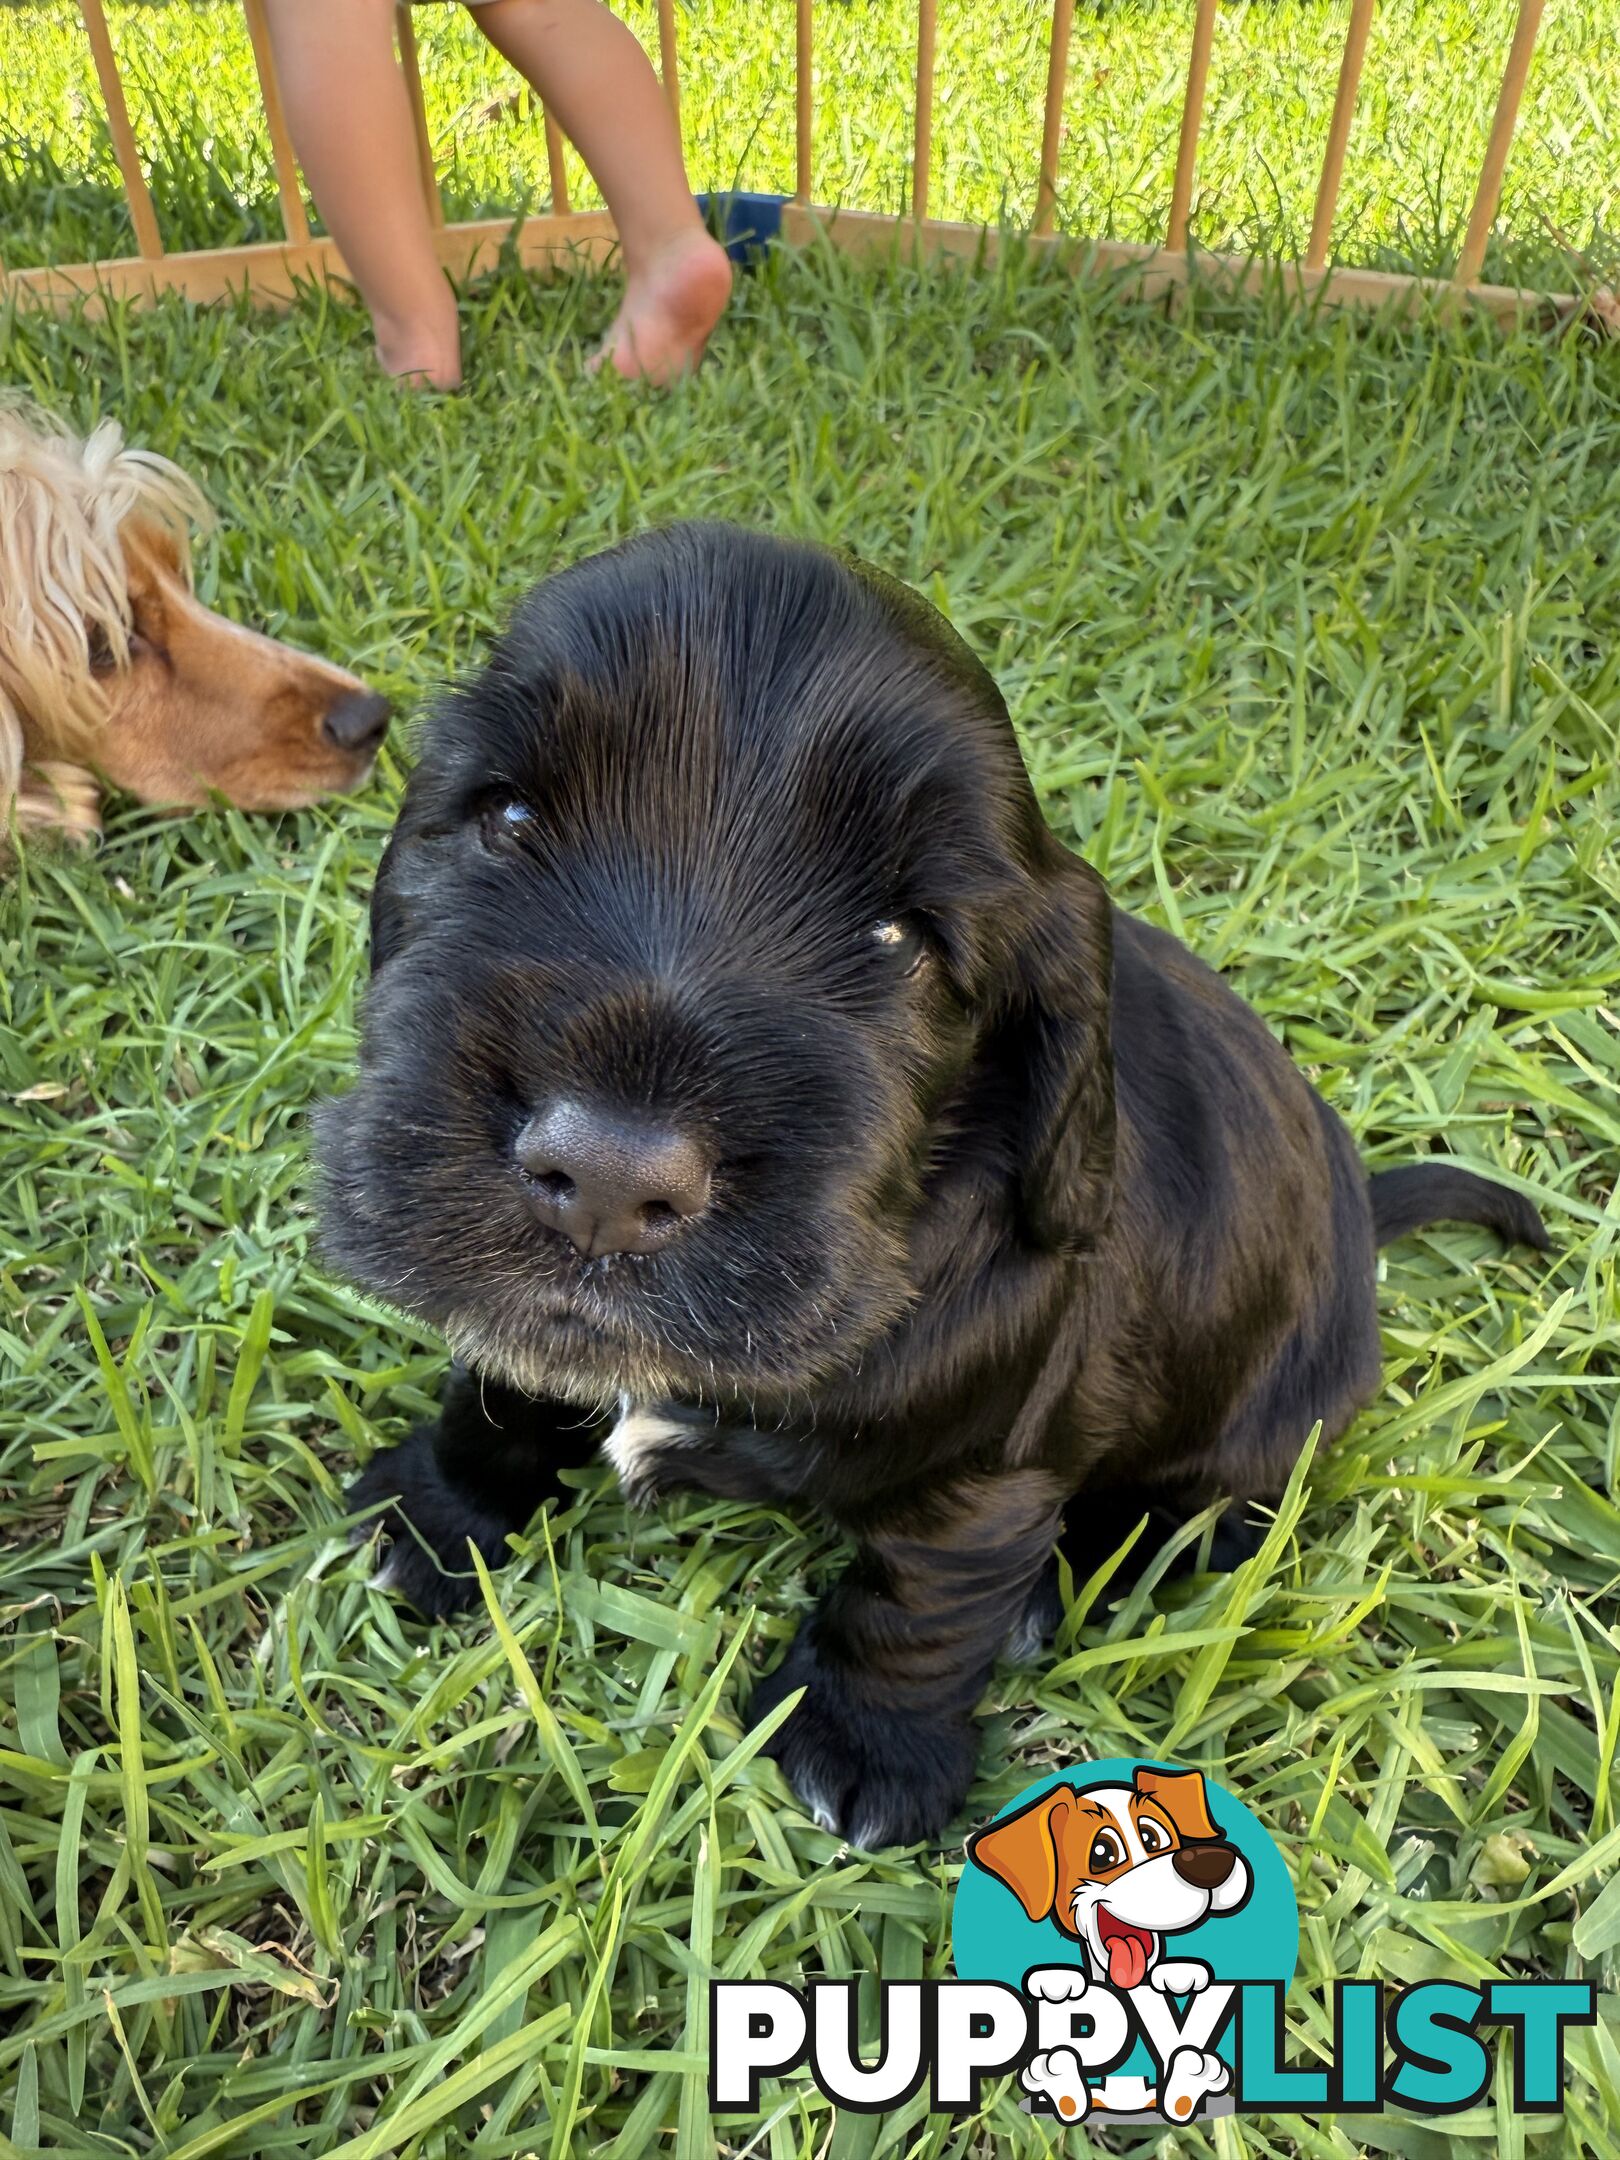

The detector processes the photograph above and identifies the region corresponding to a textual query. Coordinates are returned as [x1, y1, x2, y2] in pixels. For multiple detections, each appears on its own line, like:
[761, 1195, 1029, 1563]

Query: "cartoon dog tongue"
[1100, 1917, 1151, 1990]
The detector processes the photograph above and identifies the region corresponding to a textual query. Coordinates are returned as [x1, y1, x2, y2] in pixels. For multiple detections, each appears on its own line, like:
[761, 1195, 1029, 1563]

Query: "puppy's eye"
[1088, 1830, 1124, 1873]
[871, 917, 927, 975]
[1139, 1819, 1167, 1854]
[478, 794, 535, 848]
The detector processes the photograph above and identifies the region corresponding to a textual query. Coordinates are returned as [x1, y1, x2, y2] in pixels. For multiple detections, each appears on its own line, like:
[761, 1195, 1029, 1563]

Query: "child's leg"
[468, 0, 732, 382]
[266, 0, 463, 387]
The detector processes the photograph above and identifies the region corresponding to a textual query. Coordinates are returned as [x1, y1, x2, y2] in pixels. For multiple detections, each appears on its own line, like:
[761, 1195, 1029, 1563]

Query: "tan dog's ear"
[966, 1789, 1072, 1921]
[1135, 1768, 1221, 1843]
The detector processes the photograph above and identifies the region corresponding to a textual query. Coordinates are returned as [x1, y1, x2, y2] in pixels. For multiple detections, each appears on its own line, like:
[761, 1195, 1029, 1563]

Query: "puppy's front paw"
[350, 1425, 522, 1619]
[1159, 2046, 1230, 2122]
[749, 1636, 977, 1848]
[1021, 2048, 1091, 2122]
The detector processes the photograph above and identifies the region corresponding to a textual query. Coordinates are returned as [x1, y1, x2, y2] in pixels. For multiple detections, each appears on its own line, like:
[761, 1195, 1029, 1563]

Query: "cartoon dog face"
[966, 1768, 1251, 1991]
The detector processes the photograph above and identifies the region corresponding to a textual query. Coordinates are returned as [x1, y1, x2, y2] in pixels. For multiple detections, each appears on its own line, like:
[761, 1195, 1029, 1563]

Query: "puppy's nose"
[1171, 1844, 1237, 1889]
[515, 1101, 711, 1258]
[322, 689, 391, 755]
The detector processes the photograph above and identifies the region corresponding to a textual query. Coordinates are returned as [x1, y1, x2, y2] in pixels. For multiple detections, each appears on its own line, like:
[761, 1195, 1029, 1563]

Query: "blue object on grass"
[696, 192, 789, 268]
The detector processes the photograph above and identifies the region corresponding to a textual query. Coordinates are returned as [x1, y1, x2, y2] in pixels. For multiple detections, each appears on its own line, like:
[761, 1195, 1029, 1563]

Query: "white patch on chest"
[602, 1396, 692, 1503]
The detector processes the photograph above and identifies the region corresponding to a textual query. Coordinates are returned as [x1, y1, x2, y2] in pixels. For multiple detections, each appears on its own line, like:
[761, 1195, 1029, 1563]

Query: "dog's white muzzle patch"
[1078, 1850, 1219, 1941]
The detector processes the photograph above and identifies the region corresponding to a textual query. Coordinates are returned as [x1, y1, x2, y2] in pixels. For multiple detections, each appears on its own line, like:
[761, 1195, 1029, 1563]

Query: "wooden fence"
[2, 0, 1566, 327]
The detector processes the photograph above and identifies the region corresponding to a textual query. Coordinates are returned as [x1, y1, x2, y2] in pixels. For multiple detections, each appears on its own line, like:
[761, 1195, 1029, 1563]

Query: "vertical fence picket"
[912, 0, 937, 223]
[241, 0, 310, 248]
[1306, 0, 1375, 271]
[394, 4, 446, 229]
[657, 0, 682, 136]
[78, 0, 163, 259]
[1166, 0, 1218, 254]
[796, 0, 814, 205]
[543, 108, 572, 217]
[1033, 0, 1076, 236]
[1453, 0, 1545, 290]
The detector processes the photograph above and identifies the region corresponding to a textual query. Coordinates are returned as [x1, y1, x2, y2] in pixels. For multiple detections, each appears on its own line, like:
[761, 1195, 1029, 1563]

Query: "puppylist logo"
[710, 1759, 1596, 2123]
[956, 1760, 1269, 2123]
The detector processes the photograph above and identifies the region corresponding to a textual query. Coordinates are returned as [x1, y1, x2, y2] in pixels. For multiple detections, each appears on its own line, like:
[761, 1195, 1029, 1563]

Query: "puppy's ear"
[1009, 850, 1116, 1253]
[966, 1787, 1072, 1922]
[1134, 1768, 1221, 1844]
[369, 832, 413, 972]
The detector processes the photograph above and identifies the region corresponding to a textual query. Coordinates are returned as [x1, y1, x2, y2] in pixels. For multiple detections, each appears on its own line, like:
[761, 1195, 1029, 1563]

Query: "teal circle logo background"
[952, 1759, 1298, 2078]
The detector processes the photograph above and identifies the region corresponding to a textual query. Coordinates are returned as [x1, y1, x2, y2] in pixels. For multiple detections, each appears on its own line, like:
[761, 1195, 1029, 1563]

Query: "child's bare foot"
[374, 316, 464, 391]
[591, 227, 733, 385]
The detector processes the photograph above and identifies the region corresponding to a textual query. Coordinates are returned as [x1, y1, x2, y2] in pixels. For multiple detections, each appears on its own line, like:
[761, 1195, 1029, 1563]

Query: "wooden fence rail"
[394, 3, 447, 230]
[240, 0, 309, 247]
[76, 0, 163, 262]
[1306, 0, 1375, 273]
[2, 0, 1567, 326]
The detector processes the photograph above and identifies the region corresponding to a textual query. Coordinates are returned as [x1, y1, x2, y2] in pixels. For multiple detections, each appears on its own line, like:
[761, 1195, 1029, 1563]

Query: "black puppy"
[317, 524, 1546, 1847]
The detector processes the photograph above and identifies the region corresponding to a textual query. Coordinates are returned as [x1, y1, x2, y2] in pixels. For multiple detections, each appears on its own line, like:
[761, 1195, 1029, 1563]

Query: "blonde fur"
[0, 403, 209, 834]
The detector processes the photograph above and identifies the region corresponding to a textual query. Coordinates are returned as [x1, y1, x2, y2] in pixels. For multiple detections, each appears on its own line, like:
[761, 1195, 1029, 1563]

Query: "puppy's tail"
[1369, 1163, 1549, 1252]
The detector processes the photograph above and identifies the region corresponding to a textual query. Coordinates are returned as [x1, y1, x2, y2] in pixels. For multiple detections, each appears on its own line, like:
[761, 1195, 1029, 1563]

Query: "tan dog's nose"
[1172, 1843, 1237, 1889]
[322, 690, 391, 754]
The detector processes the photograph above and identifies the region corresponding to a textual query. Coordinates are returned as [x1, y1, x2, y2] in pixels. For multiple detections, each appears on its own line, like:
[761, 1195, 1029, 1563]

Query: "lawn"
[4, 9, 1620, 2159]
[1, 0, 1618, 286]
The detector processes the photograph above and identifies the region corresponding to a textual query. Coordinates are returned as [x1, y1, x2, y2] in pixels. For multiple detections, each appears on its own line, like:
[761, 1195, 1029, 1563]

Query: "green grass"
[5, 69, 1620, 2160]
[1, 0, 1618, 285]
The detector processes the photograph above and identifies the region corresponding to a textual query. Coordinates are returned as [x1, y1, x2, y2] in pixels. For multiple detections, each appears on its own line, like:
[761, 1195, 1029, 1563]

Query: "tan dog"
[0, 405, 388, 851]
